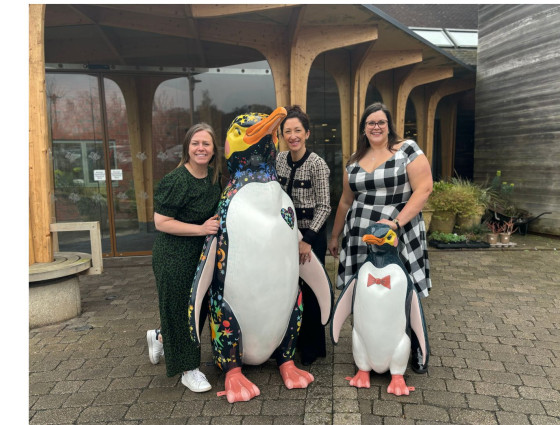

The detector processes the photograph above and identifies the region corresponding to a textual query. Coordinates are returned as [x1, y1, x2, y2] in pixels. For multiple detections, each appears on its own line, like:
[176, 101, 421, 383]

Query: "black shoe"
[410, 346, 428, 374]
[301, 356, 316, 366]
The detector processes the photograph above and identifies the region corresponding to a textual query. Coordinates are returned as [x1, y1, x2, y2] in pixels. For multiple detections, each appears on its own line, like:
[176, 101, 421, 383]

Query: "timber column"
[29, 4, 52, 264]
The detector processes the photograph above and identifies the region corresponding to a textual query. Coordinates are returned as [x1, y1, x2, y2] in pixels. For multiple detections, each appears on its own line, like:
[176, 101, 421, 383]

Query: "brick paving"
[28, 234, 560, 424]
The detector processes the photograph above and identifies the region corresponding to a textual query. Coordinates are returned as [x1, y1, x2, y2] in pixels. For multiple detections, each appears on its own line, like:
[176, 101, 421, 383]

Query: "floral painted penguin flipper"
[330, 276, 357, 344]
[298, 232, 334, 326]
[189, 235, 217, 344]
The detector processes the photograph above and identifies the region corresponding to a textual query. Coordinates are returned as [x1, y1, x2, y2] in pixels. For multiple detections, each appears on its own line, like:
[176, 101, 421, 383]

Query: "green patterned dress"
[152, 165, 221, 377]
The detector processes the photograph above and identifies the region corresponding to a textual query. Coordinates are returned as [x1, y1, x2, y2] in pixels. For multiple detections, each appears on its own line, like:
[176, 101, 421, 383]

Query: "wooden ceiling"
[44, 4, 473, 77]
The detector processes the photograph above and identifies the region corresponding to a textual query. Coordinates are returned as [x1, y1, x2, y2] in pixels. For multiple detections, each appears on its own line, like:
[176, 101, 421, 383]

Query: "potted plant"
[461, 223, 489, 243]
[428, 181, 460, 233]
[498, 218, 515, 244]
[451, 177, 488, 232]
[485, 220, 501, 245]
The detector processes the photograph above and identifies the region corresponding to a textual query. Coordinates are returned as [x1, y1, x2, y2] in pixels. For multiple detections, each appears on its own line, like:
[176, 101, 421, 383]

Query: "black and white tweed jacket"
[276, 150, 331, 245]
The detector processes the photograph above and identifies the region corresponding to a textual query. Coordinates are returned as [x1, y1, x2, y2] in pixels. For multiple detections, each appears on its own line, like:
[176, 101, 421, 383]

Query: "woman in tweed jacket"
[277, 105, 331, 366]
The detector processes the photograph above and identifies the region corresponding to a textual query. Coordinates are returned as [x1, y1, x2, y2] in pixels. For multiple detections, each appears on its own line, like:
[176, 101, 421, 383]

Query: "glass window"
[152, 60, 276, 183]
[404, 99, 417, 141]
[412, 28, 454, 47]
[46, 73, 111, 253]
[307, 55, 343, 238]
[365, 84, 383, 106]
[447, 30, 478, 48]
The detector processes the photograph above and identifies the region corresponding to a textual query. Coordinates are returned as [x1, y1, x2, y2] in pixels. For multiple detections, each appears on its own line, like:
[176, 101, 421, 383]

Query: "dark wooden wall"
[474, 4, 560, 235]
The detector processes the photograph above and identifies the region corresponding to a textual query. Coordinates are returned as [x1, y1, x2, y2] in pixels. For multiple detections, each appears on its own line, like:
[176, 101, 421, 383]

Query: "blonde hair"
[177, 122, 221, 184]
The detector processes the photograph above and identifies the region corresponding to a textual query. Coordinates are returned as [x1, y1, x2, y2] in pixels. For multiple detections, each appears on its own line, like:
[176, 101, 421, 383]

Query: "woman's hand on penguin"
[200, 215, 220, 235]
[377, 218, 397, 231]
[299, 241, 312, 264]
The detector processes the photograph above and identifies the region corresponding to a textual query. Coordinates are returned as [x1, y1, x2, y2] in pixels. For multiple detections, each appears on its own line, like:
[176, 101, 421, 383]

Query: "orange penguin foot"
[279, 360, 314, 389]
[345, 369, 370, 388]
[387, 374, 415, 396]
[217, 367, 260, 403]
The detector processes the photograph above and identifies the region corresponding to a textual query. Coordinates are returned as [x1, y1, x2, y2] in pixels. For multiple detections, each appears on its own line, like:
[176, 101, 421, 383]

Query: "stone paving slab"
[28, 234, 560, 424]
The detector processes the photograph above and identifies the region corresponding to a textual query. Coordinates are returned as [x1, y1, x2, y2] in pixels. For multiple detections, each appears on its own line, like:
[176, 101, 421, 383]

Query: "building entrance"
[47, 72, 156, 257]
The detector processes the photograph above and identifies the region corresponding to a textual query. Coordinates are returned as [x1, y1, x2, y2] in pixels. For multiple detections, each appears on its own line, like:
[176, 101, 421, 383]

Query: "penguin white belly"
[353, 262, 410, 374]
[224, 181, 299, 365]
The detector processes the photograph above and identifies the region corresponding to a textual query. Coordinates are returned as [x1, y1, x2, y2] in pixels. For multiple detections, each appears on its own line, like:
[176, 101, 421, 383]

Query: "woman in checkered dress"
[277, 105, 331, 366]
[328, 103, 433, 298]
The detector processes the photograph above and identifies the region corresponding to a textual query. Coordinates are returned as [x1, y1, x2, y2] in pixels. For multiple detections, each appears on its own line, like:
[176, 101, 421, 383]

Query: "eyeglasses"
[365, 120, 388, 128]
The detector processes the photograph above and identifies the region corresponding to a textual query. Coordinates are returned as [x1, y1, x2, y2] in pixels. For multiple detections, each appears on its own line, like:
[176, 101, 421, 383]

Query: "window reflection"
[307, 56, 343, 238]
[46, 73, 110, 253]
[152, 61, 276, 184]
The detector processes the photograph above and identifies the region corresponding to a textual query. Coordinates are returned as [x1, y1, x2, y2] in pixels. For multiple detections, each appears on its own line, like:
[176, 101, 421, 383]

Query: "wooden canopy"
[30, 4, 476, 263]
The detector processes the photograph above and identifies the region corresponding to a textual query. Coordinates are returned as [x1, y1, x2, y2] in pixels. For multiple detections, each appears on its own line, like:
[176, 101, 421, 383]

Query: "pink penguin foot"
[279, 360, 314, 389]
[345, 369, 370, 388]
[387, 374, 415, 396]
[217, 367, 260, 403]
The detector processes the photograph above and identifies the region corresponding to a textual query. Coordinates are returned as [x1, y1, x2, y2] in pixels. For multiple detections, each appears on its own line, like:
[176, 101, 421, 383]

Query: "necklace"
[185, 162, 208, 180]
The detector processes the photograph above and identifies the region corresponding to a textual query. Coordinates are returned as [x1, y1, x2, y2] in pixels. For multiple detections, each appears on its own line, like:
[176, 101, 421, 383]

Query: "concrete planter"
[29, 275, 81, 328]
[422, 209, 434, 232]
[429, 211, 456, 234]
[456, 213, 483, 231]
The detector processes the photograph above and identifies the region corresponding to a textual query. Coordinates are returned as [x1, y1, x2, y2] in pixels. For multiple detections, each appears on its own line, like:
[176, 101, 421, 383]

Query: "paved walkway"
[29, 234, 560, 424]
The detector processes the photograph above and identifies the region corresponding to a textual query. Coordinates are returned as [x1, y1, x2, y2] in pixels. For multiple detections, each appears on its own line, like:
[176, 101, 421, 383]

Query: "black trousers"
[297, 225, 327, 362]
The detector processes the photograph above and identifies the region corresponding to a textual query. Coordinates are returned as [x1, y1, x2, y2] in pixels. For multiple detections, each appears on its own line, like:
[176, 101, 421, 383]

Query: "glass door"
[47, 72, 156, 256]
[103, 77, 156, 254]
[48, 73, 113, 255]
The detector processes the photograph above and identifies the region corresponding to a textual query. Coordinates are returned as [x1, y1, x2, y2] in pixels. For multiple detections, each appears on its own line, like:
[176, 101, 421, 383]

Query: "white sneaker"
[146, 329, 164, 365]
[181, 368, 212, 392]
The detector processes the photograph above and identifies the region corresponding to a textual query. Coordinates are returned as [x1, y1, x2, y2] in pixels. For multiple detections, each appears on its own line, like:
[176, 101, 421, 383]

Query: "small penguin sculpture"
[189, 107, 333, 403]
[331, 223, 429, 396]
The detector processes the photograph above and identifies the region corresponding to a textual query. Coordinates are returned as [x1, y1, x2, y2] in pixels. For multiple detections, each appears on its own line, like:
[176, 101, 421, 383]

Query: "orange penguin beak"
[363, 228, 398, 247]
[363, 234, 386, 246]
[244, 106, 287, 146]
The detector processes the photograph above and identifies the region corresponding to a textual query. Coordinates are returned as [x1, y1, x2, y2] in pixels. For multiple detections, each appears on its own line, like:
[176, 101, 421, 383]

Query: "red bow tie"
[367, 274, 391, 289]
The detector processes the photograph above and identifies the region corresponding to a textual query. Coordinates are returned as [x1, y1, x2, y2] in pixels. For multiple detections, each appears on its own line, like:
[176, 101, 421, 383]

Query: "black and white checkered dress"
[337, 140, 431, 298]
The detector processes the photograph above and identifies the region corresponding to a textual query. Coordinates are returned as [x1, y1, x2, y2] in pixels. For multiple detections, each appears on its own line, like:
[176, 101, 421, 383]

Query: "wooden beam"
[409, 90, 426, 151]
[101, 4, 191, 19]
[395, 67, 454, 136]
[291, 17, 378, 109]
[69, 5, 126, 65]
[183, 5, 207, 68]
[353, 50, 422, 149]
[200, 17, 294, 129]
[348, 43, 373, 157]
[192, 4, 295, 18]
[79, 5, 195, 38]
[198, 18, 286, 49]
[325, 50, 352, 171]
[29, 4, 53, 264]
[423, 77, 475, 164]
[50, 221, 103, 275]
[108, 75, 163, 231]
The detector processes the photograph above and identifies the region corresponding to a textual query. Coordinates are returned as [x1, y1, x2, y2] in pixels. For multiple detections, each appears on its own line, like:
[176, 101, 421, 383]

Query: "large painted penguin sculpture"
[189, 107, 333, 403]
[331, 223, 429, 396]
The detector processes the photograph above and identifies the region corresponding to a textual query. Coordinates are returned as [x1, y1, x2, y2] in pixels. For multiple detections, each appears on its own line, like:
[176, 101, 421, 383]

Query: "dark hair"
[348, 102, 404, 166]
[177, 122, 221, 184]
[280, 105, 310, 133]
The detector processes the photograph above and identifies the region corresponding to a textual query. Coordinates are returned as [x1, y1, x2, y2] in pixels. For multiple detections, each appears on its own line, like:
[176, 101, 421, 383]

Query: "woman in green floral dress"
[147, 123, 222, 392]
